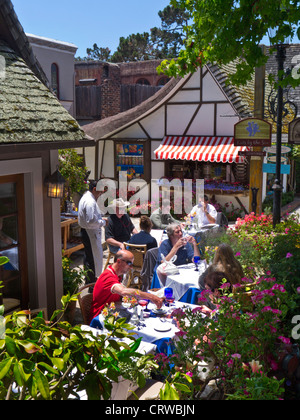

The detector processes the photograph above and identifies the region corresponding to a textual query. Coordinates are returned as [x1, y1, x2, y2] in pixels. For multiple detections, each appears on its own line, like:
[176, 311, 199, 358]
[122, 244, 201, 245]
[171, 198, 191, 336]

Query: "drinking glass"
[193, 255, 200, 271]
[164, 287, 174, 306]
[182, 231, 188, 250]
[138, 299, 148, 321]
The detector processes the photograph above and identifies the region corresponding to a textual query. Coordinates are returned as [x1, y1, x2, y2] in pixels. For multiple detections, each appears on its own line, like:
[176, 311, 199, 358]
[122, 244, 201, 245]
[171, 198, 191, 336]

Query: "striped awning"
[154, 136, 249, 163]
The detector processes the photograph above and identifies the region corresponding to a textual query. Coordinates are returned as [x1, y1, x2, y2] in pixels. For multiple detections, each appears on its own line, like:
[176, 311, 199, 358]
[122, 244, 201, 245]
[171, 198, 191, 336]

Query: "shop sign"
[288, 117, 300, 144]
[264, 145, 291, 154]
[238, 151, 266, 157]
[267, 155, 287, 164]
[234, 118, 272, 146]
[262, 163, 290, 175]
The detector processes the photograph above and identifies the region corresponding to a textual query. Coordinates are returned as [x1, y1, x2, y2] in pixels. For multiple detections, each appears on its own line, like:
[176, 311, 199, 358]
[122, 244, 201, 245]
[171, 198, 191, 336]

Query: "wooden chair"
[232, 281, 258, 309]
[103, 243, 117, 271]
[123, 242, 147, 289]
[77, 282, 96, 325]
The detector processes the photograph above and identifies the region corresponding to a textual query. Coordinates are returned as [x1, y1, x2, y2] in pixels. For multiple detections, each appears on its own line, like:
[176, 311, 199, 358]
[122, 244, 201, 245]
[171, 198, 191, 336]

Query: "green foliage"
[62, 256, 87, 295]
[262, 191, 295, 212]
[111, 33, 155, 62]
[77, 5, 189, 62]
[155, 277, 291, 400]
[0, 294, 155, 400]
[58, 149, 89, 203]
[158, 0, 300, 87]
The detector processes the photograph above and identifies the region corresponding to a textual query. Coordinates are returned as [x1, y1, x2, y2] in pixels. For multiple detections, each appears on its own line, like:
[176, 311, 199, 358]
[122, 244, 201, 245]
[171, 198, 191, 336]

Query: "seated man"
[156, 223, 200, 268]
[189, 195, 217, 228]
[150, 199, 181, 229]
[90, 250, 164, 322]
[105, 198, 138, 253]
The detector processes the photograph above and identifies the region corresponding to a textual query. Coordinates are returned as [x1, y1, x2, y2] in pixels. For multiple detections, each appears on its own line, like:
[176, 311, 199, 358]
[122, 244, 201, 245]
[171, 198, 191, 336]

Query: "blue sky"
[12, 0, 170, 58]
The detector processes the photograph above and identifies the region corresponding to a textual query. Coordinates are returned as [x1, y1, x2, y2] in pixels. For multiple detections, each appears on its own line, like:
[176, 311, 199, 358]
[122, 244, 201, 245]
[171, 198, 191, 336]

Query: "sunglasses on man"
[121, 259, 134, 266]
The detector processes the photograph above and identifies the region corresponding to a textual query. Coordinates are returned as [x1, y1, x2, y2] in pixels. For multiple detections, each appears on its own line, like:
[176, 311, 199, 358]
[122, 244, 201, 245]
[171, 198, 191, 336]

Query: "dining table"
[150, 260, 207, 304]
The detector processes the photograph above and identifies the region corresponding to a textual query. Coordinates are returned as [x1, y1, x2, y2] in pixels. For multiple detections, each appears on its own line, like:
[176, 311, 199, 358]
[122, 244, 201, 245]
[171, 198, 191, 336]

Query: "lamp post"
[272, 43, 286, 227]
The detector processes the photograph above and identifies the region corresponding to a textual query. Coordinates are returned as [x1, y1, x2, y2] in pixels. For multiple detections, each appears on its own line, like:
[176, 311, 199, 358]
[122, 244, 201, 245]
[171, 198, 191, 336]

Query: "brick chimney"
[101, 63, 121, 119]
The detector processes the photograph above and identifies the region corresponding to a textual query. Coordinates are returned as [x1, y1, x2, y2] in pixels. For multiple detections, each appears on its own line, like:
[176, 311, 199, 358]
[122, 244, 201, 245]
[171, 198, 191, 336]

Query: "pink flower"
[186, 371, 193, 377]
[235, 252, 241, 256]
[278, 336, 291, 345]
[249, 360, 263, 374]
[286, 252, 293, 258]
[231, 353, 241, 359]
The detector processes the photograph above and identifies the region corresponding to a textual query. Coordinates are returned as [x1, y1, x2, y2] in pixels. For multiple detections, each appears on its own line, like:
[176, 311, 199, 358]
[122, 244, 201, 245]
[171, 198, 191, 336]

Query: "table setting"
[151, 258, 207, 303]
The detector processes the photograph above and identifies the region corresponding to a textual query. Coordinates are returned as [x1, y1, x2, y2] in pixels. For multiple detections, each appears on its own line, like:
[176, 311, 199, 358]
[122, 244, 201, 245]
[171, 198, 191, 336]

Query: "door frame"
[0, 174, 29, 309]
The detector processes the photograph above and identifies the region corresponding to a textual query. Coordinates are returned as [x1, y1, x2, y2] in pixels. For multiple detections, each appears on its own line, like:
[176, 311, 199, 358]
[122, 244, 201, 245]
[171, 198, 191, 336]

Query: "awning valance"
[154, 136, 249, 163]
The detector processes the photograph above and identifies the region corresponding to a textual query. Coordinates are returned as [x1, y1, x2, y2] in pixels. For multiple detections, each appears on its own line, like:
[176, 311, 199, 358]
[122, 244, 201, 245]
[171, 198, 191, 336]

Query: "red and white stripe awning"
[154, 136, 249, 163]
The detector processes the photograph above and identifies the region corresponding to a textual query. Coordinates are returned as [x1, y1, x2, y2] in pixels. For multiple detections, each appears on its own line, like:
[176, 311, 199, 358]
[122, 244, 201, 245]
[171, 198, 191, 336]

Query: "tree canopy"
[158, 0, 300, 87]
[76, 5, 189, 62]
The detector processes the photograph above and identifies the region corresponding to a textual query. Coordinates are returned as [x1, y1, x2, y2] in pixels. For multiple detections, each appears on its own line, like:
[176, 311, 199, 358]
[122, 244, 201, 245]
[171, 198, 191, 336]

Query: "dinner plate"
[154, 324, 171, 332]
[152, 308, 167, 315]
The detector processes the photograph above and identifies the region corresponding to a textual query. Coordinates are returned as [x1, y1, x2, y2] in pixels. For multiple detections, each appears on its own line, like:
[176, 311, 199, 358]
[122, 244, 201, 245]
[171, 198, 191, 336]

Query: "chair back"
[77, 282, 96, 325]
[232, 281, 257, 310]
[123, 242, 147, 269]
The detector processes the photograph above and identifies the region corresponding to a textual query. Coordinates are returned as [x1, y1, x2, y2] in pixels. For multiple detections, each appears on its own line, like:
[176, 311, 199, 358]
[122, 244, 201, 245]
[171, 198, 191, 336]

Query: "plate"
[154, 324, 171, 332]
[152, 308, 167, 315]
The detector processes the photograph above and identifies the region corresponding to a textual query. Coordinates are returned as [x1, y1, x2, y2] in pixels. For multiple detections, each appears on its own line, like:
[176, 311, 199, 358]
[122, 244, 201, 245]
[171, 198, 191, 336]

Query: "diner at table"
[90, 249, 163, 323]
[105, 198, 138, 254]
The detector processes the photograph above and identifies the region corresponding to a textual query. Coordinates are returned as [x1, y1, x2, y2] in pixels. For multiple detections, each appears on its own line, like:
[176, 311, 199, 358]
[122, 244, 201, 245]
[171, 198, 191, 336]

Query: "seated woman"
[199, 271, 231, 314]
[198, 243, 244, 292]
[156, 223, 201, 268]
[128, 215, 157, 251]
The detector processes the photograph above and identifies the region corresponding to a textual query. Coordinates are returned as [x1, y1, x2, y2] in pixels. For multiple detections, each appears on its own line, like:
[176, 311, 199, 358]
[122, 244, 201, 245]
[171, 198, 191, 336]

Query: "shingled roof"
[0, 41, 90, 144]
[0, 0, 94, 148]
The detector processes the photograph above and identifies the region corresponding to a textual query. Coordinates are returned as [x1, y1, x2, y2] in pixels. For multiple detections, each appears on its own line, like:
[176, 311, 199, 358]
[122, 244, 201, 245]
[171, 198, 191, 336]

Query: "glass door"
[0, 175, 28, 313]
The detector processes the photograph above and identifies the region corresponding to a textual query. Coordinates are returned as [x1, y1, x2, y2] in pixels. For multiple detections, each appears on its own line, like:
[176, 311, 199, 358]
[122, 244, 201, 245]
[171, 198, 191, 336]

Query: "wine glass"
[182, 230, 188, 250]
[138, 299, 148, 321]
[164, 287, 175, 307]
[193, 255, 200, 271]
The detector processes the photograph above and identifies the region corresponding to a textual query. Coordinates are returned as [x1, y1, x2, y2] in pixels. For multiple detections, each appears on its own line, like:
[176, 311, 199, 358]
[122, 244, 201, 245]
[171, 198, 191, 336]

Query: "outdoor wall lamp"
[45, 168, 66, 199]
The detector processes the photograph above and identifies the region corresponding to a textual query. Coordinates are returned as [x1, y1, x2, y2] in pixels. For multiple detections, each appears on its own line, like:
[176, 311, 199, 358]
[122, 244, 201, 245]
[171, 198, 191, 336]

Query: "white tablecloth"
[165, 262, 207, 301]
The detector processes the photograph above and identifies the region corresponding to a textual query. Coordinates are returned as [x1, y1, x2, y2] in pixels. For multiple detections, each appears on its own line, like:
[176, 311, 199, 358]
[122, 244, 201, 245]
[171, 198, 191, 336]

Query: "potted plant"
[62, 256, 87, 324]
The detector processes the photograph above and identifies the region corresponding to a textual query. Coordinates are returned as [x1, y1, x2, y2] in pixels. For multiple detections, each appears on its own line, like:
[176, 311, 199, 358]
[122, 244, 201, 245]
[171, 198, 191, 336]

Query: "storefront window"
[116, 143, 144, 180]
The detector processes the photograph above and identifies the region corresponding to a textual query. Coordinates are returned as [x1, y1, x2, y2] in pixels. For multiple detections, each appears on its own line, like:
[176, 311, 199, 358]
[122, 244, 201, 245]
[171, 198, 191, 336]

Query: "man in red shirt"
[90, 250, 163, 321]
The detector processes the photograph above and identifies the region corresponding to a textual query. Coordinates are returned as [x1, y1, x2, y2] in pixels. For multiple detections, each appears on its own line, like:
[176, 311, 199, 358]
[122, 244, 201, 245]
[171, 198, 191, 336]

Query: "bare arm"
[111, 283, 164, 308]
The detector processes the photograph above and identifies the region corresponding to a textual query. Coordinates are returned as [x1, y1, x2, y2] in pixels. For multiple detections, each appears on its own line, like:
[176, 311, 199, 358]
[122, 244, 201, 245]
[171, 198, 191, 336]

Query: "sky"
[12, 0, 171, 58]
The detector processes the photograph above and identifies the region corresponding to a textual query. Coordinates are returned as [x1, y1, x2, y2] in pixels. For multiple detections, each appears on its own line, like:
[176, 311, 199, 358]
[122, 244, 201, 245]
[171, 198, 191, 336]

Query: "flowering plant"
[155, 275, 295, 400]
[101, 302, 120, 319]
[204, 245, 218, 264]
[122, 296, 138, 308]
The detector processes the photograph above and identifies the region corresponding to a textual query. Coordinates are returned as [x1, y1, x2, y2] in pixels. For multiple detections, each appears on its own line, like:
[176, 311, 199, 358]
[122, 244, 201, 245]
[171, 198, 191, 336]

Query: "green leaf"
[17, 340, 42, 354]
[160, 381, 180, 400]
[34, 368, 50, 400]
[0, 358, 13, 380]
[5, 336, 17, 356]
[49, 358, 65, 371]
[13, 362, 30, 387]
[137, 371, 146, 389]
[0, 256, 9, 266]
[38, 362, 59, 375]
[173, 382, 191, 393]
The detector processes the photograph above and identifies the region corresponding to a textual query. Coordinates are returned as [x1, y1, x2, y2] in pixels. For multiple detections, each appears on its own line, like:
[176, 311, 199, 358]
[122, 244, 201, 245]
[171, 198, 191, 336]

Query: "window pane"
[116, 144, 144, 180]
[0, 183, 17, 215]
[0, 216, 18, 247]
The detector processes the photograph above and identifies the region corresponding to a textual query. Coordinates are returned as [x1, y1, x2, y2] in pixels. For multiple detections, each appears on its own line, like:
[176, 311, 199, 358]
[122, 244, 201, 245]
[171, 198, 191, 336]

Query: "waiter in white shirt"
[78, 180, 107, 285]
